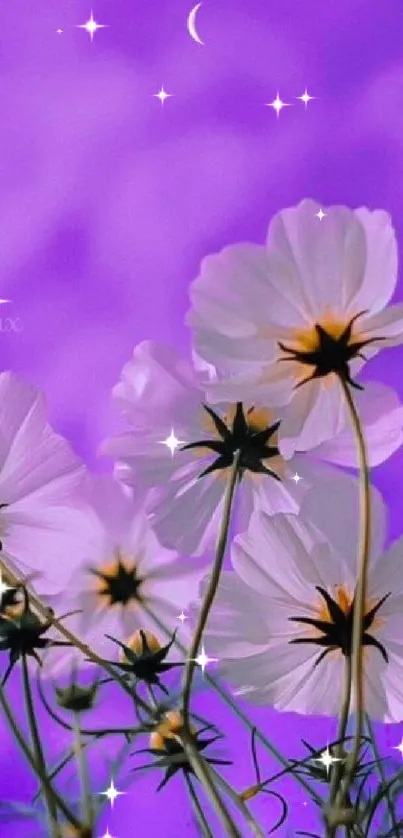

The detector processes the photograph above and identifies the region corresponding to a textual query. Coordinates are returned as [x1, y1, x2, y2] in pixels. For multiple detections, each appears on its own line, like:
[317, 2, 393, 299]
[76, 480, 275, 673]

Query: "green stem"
[141, 602, 322, 805]
[0, 680, 80, 829]
[21, 655, 59, 838]
[182, 451, 241, 724]
[365, 713, 400, 837]
[210, 766, 266, 838]
[328, 656, 353, 810]
[73, 712, 94, 830]
[181, 729, 242, 838]
[185, 773, 215, 838]
[179, 452, 243, 837]
[337, 379, 371, 793]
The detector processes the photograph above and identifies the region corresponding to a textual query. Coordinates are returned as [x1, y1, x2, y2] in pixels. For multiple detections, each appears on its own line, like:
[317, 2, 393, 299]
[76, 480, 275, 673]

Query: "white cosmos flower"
[45, 475, 206, 672]
[201, 481, 403, 721]
[0, 372, 90, 593]
[187, 199, 403, 457]
[101, 341, 403, 556]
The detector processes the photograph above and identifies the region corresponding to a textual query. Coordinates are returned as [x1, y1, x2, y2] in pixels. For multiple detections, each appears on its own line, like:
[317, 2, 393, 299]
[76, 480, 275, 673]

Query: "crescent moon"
[187, 2, 204, 46]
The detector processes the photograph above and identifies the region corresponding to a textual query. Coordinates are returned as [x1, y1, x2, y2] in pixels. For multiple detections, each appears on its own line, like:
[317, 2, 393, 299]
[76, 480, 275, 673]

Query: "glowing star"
[393, 737, 403, 758]
[77, 11, 107, 42]
[0, 300, 10, 304]
[100, 779, 125, 808]
[193, 645, 218, 674]
[265, 92, 290, 118]
[153, 86, 173, 106]
[315, 745, 343, 776]
[291, 472, 302, 484]
[100, 830, 115, 838]
[0, 572, 12, 600]
[159, 429, 184, 456]
[178, 611, 188, 623]
[56, 29, 63, 34]
[315, 208, 327, 221]
[296, 88, 316, 109]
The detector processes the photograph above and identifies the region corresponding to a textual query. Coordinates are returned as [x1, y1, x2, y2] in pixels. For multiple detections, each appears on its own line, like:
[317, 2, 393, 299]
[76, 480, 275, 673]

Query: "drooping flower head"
[187, 200, 403, 457]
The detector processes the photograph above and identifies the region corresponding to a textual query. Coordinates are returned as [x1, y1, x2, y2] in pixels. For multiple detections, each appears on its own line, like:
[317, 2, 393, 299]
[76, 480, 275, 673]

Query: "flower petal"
[310, 382, 403, 467]
[266, 199, 367, 318]
[299, 467, 387, 577]
[349, 208, 398, 314]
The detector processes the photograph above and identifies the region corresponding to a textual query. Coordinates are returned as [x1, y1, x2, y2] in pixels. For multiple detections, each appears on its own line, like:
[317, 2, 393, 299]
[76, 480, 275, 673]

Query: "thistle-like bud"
[55, 678, 98, 714]
[120, 629, 161, 662]
[150, 710, 196, 750]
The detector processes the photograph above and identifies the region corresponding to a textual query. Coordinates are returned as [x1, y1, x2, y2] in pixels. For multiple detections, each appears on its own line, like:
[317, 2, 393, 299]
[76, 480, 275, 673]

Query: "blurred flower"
[201, 482, 403, 721]
[101, 341, 402, 556]
[45, 476, 206, 672]
[103, 628, 183, 695]
[187, 199, 403, 457]
[0, 372, 90, 593]
[133, 710, 231, 791]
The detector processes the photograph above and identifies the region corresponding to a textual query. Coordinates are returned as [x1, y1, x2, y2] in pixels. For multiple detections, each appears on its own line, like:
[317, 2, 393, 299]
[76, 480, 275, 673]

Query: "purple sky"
[2, 1, 403, 835]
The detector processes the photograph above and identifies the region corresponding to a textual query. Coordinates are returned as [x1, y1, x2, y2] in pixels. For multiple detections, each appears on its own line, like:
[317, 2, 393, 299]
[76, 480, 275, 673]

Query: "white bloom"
[46, 476, 207, 671]
[202, 480, 403, 721]
[102, 341, 403, 556]
[187, 199, 403, 457]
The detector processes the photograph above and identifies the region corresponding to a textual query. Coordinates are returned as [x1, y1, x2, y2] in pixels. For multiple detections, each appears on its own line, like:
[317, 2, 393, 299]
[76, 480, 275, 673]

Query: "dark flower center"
[278, 310, 386, 391]
[288, 585, 390, 667]
[181, 402, 281, 482]
[91, 557, 143, 606]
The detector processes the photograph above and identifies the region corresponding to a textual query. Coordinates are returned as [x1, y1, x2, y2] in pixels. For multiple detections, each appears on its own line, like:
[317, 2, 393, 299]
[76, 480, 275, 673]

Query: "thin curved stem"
[337, 378, 371, 788]
[328, 656, 353, 807]
[181, 730, 241, 838]
[0, 679, 81, 829]
[141, 601, 322, 805]
[185, 773, 215, 838]
[21, 655, 59, 837]
[365, 713, 400, 837]
[73, 712, 94, 830]
[182, 450, 240, 724]
[210, 766, 266, 838]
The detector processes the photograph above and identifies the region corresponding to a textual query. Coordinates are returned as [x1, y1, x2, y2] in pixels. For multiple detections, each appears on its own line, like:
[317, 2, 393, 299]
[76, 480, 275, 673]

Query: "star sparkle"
[100, 778, 125, 808]
[193, 645, 218, 674]
[178, 611, 188, 623]
[296, 88, 316, 109]
[291, 472, 302, 484]
[315, 208, 327, 221]
[0, 572, 13, 600]
[153, 86, 173, 106]
[393, 737, 403, 758]
[265, 92, 290, 118]
[100, 830, 115, 838]
[159, 429, 184, 456]
[77, 11, 107, 42]
[315, 745, 343, 776]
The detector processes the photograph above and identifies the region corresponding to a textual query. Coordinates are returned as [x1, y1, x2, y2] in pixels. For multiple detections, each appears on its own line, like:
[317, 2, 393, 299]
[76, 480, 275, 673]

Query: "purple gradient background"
[1, 0, 403, 835]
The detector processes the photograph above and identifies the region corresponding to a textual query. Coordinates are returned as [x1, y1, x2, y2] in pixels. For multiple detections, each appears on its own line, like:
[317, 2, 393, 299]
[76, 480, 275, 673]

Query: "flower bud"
[120, 629, 161, 662]
[55, 679, 98, 714]
[149, 710, 196, 750]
